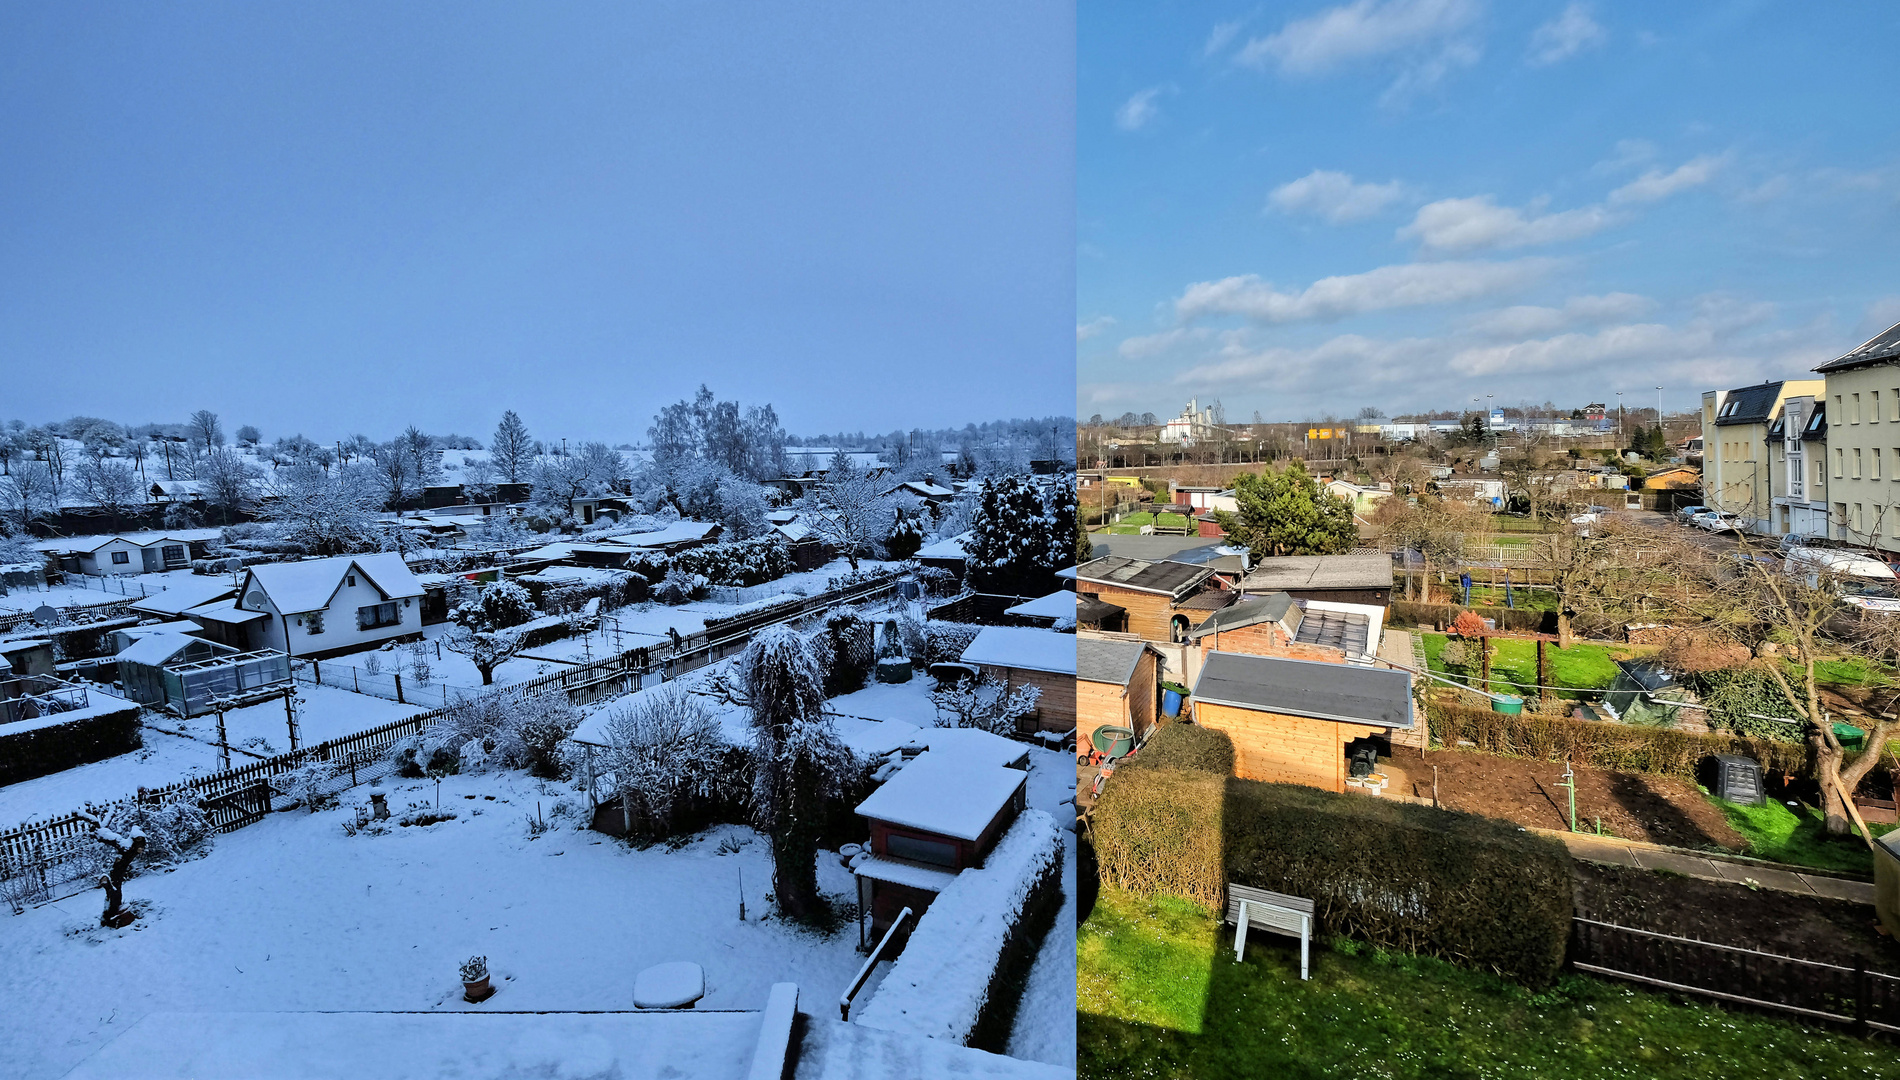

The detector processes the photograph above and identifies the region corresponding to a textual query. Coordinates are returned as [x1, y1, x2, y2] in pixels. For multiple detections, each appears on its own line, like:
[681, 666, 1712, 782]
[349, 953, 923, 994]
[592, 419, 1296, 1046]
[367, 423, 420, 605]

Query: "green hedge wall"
[0, 705, 142, 787]
[1390, 600, 1555, 635]
[1093, 722, 1574, 987]
[1427, 700, 1811, 779]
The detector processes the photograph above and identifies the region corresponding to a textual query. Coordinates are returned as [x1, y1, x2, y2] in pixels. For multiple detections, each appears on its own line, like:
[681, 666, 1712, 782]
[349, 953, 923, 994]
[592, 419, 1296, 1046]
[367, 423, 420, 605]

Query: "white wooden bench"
[1224, 883, 1315, 980]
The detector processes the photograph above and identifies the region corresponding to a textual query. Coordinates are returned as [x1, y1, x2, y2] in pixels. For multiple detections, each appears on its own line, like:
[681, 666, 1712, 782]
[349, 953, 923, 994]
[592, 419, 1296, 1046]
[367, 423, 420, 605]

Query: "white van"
[1783, 545, 1900, 612]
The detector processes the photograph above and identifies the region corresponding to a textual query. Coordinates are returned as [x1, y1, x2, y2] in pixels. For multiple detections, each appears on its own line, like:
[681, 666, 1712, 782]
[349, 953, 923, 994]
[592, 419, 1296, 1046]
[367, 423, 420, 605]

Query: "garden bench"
[1224, 883, 1313, 980]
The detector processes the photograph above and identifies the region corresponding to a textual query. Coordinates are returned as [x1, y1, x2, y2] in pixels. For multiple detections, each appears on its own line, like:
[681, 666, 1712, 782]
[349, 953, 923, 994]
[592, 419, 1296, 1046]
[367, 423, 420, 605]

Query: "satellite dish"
[31, 604, 58, 627]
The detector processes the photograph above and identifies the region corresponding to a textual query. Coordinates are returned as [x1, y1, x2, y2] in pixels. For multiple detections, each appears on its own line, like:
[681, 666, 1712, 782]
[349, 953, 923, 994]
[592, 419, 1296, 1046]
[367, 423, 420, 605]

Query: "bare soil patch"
[1575, 861, 1900, 974]
[1387, 746, 1746, 851]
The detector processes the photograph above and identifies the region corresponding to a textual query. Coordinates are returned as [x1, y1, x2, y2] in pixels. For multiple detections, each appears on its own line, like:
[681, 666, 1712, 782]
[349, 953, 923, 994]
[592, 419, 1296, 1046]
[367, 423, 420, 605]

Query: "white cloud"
[1268, 170, 1408, 223]
[1118, 327, 1210, 359]
[1527, 3, 1606, 66]
[1076, 316, 1117, 342]
[1204, 19, 1246, 57]
[1399, 195, 1616, 251]
[1460, 292, 1655, 337]
[1237, 0, 1480, 75]
[1608, 154, 1725, 204]
[1592, 138, 1657, 176]
[1115, 85, 1172, 132]
[1174, 258, 1553, 324]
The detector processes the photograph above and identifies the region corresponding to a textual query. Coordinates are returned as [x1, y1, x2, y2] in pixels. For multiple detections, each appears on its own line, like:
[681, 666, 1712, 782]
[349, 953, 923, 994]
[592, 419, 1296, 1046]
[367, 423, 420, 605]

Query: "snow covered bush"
[442, 626, 523, 685]
[916, 565, 961, 598]
[671, 537, 791, 586]
[456, 579, 536, 631]
[921, 622, 981, 666]
[655, 568, 709, 605]
[884, 512, 924, 560]
[416, 689, 578, 778]
[274, 760, 343, 811]
[129, 795, 214, 866]
[820, 608, 876, 696]
[505, 692, 582, 779]
[931, 673, 1042, 735]
[595, 684, 732, 836]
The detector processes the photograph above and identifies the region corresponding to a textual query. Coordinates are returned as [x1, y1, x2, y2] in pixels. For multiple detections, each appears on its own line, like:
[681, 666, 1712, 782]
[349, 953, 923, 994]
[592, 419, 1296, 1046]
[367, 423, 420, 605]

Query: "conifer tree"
[1214, 463, 1357, 558]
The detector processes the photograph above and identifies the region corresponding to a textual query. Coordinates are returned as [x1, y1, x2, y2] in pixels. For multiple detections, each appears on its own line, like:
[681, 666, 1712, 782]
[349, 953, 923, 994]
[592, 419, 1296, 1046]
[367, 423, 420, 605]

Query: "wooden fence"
[1571, 918, 1900, 1035]
[0, 569, 907, 898]
[0, 597, 135, 634]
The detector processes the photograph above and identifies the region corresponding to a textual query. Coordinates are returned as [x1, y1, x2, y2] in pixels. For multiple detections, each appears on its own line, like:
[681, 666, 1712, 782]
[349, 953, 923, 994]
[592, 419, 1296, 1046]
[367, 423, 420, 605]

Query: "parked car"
[1674, 504, 1709, 524]
[1777, 532, 1852, 554]
[1694, 511, 1743, 534]
[1784, 544, 1900, 613]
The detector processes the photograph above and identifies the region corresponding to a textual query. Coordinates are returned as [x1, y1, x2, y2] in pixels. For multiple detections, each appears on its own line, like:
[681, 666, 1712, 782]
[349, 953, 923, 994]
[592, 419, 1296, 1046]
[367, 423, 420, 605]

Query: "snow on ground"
[827, 678, 942, 726]
[0, 686, 423, 828]
[0, 771, 872, 1080]
[0, 568, 202, 615]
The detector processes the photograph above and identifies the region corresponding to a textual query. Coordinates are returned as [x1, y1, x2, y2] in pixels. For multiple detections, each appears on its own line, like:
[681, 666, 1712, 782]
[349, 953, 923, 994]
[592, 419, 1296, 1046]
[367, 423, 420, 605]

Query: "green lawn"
[1810, 655, 1895, 690]
[1711, 795, 1895, 877]
[1118, 512, 1156, 526]
[1422, 633, 1623, 699]
[1111, 511, 1190, 530]
[1080, 887, 1886, 1080]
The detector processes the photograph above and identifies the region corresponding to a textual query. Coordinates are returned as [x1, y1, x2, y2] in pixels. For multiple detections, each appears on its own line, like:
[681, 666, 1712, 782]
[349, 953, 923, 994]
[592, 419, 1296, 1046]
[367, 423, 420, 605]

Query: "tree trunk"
[479, 666, 495, 685]
[101, 834, 146, 927]
[1814, 739, 1852, 836]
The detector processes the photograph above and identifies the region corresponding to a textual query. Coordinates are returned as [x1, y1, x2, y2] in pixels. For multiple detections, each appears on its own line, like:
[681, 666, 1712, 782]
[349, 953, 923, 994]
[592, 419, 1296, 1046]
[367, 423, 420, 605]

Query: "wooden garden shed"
[1077, 637, 1162, 749]
[1189, 651, 1414, 793]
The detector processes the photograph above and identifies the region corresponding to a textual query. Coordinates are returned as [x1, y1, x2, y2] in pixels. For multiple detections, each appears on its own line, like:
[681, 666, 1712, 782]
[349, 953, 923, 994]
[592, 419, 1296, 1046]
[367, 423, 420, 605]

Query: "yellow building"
[1701, 379, 1823, 535]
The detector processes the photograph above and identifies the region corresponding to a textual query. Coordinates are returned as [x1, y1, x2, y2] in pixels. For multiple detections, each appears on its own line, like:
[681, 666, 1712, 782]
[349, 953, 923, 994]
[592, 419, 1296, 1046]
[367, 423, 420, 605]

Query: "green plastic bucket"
[1490, 695, 1525, 715]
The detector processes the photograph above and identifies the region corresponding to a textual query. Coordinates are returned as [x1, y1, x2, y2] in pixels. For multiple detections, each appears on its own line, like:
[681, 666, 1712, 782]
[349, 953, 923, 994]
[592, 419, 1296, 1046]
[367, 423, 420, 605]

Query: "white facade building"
[199, 553, 426, 659]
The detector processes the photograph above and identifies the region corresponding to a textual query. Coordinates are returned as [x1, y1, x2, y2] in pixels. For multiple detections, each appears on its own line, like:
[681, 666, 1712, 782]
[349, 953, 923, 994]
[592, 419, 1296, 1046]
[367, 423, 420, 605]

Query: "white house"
[197, 553, 426, 659]
[72, 535, 199, 576]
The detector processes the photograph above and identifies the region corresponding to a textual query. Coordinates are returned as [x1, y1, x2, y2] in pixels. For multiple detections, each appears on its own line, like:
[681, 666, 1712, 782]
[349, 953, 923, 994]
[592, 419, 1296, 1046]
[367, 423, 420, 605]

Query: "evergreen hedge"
[0, 705, 142, 786]
[1092, 722, 1574, 987]
[1390, 600, 1554, 634]
[1427, 700, 1811, 779]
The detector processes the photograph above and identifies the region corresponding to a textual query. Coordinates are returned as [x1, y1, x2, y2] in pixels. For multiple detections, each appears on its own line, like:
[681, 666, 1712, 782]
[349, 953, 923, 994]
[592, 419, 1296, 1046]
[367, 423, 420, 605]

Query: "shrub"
[821, 608, 876, 696]
[1117, 722, 1234, 775]
[1427, 700, 1811, 779]
[130, 795, 214, 866]
[1091, 736, 1576, 987]
[273, 760, 343, 811]
[921, 622, 981, 667]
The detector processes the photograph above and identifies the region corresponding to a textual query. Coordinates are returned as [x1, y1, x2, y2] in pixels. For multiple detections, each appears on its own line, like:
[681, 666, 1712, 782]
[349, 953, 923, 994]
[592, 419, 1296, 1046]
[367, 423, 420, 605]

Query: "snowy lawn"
[0, 686, 423, 829]
[0, 770, 873, 1080]
[1009, 745, 1078, 1068]
[0, 568, 202, 614]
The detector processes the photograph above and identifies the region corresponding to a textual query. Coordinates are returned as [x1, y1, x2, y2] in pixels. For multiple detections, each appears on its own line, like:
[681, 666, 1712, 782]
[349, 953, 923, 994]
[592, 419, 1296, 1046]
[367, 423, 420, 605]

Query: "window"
[1788, 449, 1805, 499]
[110, 550, 130, 565]
[1854, 393, 1863, 424]
[1874, 391, 1882, 423]
[1857, 504, 1866, 533]
[1836, 503, 1849, 538]
[1837, 449, 1846, 478]
[346, 575, 356, 587]
[160, 544, 186, 567]
[306, 611, 325, 635]
[886, 832, 958, 868]
[358, 601, 401, 630]
[1876, 449, 1883, 481]
[1856, 448, 1864, 479]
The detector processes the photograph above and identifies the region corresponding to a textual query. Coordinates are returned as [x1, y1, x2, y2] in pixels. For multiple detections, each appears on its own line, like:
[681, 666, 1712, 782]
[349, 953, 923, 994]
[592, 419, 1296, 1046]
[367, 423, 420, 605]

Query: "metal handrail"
[839, 905, 913, 1021]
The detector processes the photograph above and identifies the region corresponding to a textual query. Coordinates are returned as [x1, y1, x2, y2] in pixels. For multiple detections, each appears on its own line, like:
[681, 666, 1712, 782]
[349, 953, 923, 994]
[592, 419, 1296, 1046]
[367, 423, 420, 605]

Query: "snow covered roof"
[772, 521, 814, 542]
[242, 553, 423, 614]
[514, 565, 634, 586]
[114, 632, 218, 667]
[516, 541, 582, 562]
[614, 521, 719, 548]
[1003, 591, 1078, 621]
[923, 727, 1029, 770]
[128, 578, 238, 618]
[958, 626, 1076, 676]
[853, 854, 960, 893]
[854, 751, 1025, 841]
[184, 600, 271, 625]
[914, 532, 970, 561]
[68, 533, 198, 554]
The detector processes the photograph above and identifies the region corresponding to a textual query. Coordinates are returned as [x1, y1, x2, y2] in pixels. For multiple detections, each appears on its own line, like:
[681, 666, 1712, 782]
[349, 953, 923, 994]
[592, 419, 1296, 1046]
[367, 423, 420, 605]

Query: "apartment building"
[1766, 395, 1829, 538]
[1701, 379, 1823, 535]
[1811, 321, 1900, 550]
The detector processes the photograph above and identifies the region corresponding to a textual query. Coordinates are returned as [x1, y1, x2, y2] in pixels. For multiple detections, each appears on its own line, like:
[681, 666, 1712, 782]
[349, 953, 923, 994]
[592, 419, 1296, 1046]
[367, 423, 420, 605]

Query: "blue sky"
[1080, 1, 1900, 424]
[0, 2, 1074, 444]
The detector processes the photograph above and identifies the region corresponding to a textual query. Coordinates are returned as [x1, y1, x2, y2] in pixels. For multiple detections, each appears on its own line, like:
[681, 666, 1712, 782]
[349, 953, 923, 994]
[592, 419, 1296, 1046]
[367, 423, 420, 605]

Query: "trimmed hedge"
[1093, 723, 1574, 987]
[1428, 700, 1812, 779]
[1119, 720, 1235, 775]
[1222, 781, 1572, 987]
[1391, 600, 1554, 635]
[0, 705, 142, 787]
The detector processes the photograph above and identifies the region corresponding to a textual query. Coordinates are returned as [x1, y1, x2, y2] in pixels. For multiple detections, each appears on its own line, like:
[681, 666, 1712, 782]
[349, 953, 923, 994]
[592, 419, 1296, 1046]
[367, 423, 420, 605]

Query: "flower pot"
[463, 974, 494, 1003]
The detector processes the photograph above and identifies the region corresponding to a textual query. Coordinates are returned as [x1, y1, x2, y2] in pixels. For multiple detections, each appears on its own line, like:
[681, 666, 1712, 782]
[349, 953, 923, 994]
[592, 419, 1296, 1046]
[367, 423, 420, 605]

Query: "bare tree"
[443, 626, 524, 685]
[187, 410, 223, 454]
[797, 452, 892, 570]
[76, 809, 146, 927]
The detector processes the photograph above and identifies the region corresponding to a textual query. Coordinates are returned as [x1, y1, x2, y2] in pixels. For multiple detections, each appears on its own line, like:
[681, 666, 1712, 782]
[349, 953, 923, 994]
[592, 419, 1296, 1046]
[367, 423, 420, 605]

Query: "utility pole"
[1616, 392, 1624, 439]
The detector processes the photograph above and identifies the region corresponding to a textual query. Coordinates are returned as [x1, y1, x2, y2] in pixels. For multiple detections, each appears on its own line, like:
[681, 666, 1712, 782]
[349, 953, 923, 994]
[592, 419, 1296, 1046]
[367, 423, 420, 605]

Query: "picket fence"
[0, 597, 136, 635]
[0, 568, 906, 903]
